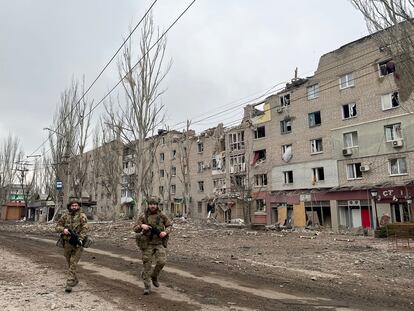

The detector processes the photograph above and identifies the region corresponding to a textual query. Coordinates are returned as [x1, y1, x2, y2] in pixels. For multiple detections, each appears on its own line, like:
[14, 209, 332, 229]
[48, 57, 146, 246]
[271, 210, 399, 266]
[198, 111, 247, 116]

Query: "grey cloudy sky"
[0, 0, 368, 156]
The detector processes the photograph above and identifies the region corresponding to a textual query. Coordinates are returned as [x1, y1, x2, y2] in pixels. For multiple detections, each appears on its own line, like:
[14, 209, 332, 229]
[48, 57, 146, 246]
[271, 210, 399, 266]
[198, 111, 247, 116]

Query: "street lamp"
[370, 189, 380, 229]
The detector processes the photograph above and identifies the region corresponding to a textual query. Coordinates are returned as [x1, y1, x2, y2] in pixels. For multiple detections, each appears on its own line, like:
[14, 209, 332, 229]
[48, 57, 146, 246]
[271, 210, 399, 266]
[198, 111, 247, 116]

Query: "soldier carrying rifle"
[133, 197, 172, 295]
[55, 200, 88, 293]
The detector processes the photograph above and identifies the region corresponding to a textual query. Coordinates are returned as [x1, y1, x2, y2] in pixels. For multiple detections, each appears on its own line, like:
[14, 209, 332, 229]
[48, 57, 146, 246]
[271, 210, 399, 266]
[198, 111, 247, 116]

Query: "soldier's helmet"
[146, 197, 160, 206]
[67, 199, 82, 210]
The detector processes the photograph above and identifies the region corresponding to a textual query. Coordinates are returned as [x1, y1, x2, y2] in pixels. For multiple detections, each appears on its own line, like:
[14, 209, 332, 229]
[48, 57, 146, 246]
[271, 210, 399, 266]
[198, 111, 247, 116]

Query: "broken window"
[307, 84, 319, 100]
[312, 167, 325, 182]
[234, 175, 246, 188]
[254, 126, 266, 139]
[254, 174, 268, 187]
[255, 199, 266, 212]
[252, 102, 265, 117]
[197, 142, 204, 153]
[159, 169, 165, 177]
[197, 161, 204, 173]
[251, 149, 266, 166]
[342, 103, 357, 119]
[198, 181, 204, 192]
[384, 123, 402, 141]
[230, 154, 245, 173]
[160, 153, 165, 162]
[381, 91, 400, 110]
[308, 111, 321, 127]
[280, 119, 292, 134]
[283, 171, 294, 184]
[198, 201, 203, 214]
[378, 59, 396, 77]
[171, 184, 176, 194]
[281, 144, 293, 162]
[346, 163, 362, 179]
[159, 186, 164, 195]
[171, 149, 176, 160]
[280, 93, 290, 106]
[389, 158, 407, 175]
[310, 138, 323, 153]
[171, 166, 177, 176]
[339, 73, 354, 89]
[343, 131, 358, 148]
[229, 131, 245, 151]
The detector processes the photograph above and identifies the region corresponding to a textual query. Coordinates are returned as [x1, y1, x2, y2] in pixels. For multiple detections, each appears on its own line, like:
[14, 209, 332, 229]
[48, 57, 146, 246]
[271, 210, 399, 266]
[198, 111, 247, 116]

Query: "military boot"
[143, 284, 151, 295]
[151, 275, 159, 288]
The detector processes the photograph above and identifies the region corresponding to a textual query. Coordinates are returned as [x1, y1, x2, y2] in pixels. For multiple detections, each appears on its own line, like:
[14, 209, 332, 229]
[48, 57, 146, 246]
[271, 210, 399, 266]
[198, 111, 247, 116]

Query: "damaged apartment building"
[77, 28, 413, 232]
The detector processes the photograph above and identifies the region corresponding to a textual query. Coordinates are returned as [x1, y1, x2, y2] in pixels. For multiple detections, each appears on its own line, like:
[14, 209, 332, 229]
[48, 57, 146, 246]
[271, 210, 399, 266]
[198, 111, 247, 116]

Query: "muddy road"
[0, 230, 411, 311]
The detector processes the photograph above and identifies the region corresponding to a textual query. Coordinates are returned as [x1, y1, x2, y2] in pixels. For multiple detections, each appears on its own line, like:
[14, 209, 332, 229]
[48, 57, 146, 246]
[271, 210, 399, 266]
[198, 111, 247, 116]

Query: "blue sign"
[56, 180, 63, 191]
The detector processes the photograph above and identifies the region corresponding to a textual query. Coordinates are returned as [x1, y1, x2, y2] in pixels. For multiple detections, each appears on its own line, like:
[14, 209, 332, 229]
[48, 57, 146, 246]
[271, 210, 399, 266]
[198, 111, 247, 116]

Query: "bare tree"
[351, 0, 414, 106]
[47, 78, 93, 220]
[0, 134, 23, 207]
[104, 14, 171, 214]
[176, 121, 194, 217]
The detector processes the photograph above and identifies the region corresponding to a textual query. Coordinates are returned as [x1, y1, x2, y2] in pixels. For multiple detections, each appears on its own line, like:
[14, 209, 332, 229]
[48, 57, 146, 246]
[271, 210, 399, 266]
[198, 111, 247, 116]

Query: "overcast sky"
[0, 0, 368, 156]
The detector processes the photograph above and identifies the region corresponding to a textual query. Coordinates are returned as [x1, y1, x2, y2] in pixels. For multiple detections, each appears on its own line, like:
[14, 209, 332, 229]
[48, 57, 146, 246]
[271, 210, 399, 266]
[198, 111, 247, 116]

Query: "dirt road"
[0, 228, 412, 311]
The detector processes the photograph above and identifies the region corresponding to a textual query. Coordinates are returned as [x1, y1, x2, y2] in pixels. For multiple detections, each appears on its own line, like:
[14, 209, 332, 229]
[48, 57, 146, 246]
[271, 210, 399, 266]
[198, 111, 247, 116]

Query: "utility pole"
[16, 161, 30, 220]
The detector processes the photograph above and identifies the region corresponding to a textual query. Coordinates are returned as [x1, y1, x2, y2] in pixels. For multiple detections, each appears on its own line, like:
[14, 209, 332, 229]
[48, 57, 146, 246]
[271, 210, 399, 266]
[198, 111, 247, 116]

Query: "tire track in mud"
[0, 232, 392, 311]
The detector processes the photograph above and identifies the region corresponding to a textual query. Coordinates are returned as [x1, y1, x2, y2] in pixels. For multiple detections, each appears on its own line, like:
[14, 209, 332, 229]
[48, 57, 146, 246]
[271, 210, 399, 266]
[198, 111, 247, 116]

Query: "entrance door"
[361, 207, 371, 228]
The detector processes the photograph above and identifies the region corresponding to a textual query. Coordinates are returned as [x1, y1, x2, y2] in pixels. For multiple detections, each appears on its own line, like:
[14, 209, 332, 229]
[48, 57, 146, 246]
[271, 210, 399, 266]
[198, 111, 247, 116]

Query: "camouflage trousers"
[63, 243, 83, 286]
[141, 244, 167, 287]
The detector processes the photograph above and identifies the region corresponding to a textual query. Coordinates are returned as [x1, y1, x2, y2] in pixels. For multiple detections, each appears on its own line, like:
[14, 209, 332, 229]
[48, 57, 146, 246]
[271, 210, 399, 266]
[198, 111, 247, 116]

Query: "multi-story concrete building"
[78, 30, 413, 231]
[261, 33, 414, 230]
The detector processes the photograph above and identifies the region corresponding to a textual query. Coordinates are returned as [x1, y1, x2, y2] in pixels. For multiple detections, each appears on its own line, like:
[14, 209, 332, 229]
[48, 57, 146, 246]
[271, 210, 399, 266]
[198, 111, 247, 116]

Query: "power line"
[168, 33, 414, 132]
[28, 0, 159, 157]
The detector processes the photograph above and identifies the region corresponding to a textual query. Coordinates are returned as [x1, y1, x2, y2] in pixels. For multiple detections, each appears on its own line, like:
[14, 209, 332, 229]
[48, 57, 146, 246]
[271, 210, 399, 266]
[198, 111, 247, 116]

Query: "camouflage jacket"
[133, 210, 172, 245]
[55, 210, 89, 241]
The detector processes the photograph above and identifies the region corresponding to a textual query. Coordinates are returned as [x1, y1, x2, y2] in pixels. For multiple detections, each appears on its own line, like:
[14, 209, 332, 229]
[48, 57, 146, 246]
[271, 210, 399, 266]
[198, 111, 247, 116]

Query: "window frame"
[312, 167, 325, 182]
[381, 91, 400, 110]
[280, 119, 292, 134]
[384, 123, 402, 142]
[254, 126, 266, 139]
[346, 163, 363, 180]
[342, 103, 357, 119]
[198, 181, 205, 192]
[310, 138, 323, 154]
[254, 174, 268, 187]
[389, 158, 408, 176]
[339, 73, 355, 89]
[280, 93, 290, 107]
[343, 131, 358, 148]
[308, 111, 321, 127]
[283, 170, 294, 184]
[307, 84, 320, 100]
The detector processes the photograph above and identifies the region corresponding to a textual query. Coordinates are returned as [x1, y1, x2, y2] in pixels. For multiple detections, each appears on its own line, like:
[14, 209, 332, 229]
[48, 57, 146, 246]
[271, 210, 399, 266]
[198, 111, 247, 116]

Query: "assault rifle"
[67, 228, 83, 247]
[148, 225, 169, 248]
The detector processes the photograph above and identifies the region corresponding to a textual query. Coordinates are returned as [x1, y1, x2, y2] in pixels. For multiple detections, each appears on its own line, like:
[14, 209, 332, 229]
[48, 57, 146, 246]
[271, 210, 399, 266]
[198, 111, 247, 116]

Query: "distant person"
[55, 200, 88, 293]
[133, 197, 172, 295]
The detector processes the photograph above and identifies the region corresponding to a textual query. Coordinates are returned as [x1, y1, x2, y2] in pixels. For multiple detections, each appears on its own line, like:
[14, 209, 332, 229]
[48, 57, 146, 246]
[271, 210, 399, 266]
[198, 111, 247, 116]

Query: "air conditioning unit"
[348, 200, 360, 206]
[276, 107, 284, 113]
[342, 148, 353, 156]
[392, 139, 404, 148]
[360, 165, 370, 172]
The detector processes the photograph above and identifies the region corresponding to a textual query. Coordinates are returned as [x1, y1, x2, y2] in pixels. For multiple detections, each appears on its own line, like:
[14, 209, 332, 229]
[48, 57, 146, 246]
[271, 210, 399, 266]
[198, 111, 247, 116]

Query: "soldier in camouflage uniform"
[55, 200, 88, 293]
[133, 198, 172, 295]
